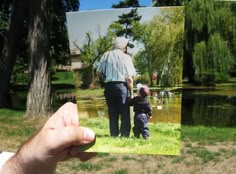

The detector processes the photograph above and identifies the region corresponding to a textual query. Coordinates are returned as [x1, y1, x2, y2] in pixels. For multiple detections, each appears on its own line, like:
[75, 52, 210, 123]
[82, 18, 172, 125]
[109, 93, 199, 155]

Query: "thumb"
[50, 126, 95, 151]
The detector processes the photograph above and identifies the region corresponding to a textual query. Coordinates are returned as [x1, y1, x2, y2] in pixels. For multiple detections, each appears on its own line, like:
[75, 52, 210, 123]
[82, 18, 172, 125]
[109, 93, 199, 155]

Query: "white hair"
[113, 37, 129, 49]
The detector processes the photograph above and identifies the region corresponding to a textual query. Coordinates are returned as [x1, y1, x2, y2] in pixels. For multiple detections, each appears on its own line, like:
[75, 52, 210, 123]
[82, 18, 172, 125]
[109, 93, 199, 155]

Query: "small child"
[130, 83, 152, 140]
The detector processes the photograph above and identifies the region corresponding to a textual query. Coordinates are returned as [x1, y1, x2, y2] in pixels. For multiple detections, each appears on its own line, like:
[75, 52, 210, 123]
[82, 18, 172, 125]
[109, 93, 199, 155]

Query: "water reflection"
[77, 89, 182, 124]
[181, 87, 236, 127]
[9, 86, 236, 127]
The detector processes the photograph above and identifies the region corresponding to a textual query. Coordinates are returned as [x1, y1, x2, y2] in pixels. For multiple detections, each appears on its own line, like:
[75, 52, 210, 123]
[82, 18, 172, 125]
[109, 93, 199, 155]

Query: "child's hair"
[138, 85, 150, 98]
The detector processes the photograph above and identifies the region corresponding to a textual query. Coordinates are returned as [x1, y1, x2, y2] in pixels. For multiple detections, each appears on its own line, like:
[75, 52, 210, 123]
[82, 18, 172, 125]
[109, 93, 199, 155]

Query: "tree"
[111, 0, 142, 50]
[0, 1, 12, 51]
[216, 2, 236, 75]
[192, 41, 206, 82]
[185, 0, 234, 84]
[112, 0, 140, 8]
[0, 0, 79, 116]
[0, 0, 28, 107]
[26, 0, 79, 117]
[73, 33, 112, 88]
[50, 0, 79, 65]
[132, 21, 155, 86]
[134, 50, 148, 75]
[207, 33, 232, 81]
[109, 8, 142, 51]
[133, 7, 184, 87]
[111, 9, 141, 39]
[25, 0, 52, 117]
[152, 0, 184, 6]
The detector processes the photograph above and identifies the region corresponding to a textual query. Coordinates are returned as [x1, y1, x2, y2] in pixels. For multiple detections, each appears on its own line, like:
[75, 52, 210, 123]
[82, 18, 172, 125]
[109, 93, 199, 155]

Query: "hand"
[1, 102, 96, 174]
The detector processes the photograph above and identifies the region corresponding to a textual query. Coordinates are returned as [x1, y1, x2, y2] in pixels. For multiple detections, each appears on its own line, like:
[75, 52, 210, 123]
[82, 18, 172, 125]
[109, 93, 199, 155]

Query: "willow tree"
[132, 22, 154, 85]
[133, 7, 184, 87]
[186, 0, 233, 84]
[192, 41, 206, 82]
[207, 33, 232, 81]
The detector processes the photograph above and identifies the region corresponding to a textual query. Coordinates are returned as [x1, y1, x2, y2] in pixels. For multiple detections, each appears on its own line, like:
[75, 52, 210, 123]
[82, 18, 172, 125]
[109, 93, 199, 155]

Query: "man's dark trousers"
[104, 82, 131, 137]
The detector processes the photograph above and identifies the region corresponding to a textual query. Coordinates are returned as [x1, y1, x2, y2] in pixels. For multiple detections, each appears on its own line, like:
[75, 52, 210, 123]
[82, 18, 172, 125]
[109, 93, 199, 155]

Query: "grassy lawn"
[75, 88, 181, 155]
[182, 125, 236, 143]
[1, 108, 236, 173]
[52, 71, 75, 85]
[2, 108, 236, 157]
[80, 117, 180, 155]
[0, 108, 180, 155]
[0, 109, 47, 151]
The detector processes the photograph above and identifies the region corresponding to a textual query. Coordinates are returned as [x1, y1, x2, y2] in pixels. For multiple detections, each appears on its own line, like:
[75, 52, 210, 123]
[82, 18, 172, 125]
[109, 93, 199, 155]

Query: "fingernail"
[83, 128, 95, 141]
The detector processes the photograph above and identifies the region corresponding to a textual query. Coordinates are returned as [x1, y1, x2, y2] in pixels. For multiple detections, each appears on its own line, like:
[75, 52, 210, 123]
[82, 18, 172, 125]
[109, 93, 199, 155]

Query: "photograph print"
[66, 6, 184, 155]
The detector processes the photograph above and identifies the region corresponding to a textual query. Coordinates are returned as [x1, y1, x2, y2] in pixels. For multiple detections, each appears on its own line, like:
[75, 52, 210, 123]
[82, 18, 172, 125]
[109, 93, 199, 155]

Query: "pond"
[8, 85, 236, 127]
[181, 86, 236, 127]
[76, 86, 236, 127]
[76, 89, 182, 124]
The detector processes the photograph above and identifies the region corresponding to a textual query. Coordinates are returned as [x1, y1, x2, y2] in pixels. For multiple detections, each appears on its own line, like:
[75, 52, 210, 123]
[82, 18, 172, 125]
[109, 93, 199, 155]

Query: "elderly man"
[96, 37, 136, 137]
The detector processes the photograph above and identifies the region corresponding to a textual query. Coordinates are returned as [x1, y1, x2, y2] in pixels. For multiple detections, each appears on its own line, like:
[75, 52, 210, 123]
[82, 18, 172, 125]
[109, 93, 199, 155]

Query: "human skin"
[0, 102, 96, 174]
[126, 76, 134, 98]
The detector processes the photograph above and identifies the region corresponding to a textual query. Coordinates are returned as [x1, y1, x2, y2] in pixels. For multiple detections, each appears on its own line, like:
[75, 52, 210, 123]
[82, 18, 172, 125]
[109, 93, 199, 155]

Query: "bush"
[78, 67, 93, 88]
[134, 75, 149, 85]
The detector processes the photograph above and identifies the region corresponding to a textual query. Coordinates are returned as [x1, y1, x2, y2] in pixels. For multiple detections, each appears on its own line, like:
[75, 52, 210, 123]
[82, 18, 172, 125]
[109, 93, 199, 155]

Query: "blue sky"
[79, 0, 153, 11]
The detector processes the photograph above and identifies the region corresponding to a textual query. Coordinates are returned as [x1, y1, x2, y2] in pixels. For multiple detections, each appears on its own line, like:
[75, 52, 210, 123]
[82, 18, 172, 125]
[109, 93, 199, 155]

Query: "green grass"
[75, 163, 102, 171]
[0, 108, 180, 155]
[76, 88, 104, 98]
[3, 108, 236, 157]
[112, 168, 128, 174]
[181, 125, 236, 143]
[0, 109, 46, 151]
[80, 117, 180, 155]
[1, 108, 236, 169]
[0, 107, 180, 155]
[186, 148, 221, 163]
[171, 156, 185, 163]
[0, 108, 24, 118]
[0, 109, 36, 138]
[52, 71, 74, 85]
[181, 125, 236, 163]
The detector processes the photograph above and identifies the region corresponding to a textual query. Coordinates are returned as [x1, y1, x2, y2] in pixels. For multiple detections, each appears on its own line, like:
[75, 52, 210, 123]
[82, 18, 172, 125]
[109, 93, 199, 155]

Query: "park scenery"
[0, 0, 236, 173]
[66, 7, 184, 155]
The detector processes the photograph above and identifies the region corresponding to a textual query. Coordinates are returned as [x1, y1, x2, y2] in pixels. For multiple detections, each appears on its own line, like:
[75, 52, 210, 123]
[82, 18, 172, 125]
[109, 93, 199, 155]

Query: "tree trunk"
[26, 0, 52, 117]
[0, 0, 28, 107]
[147, 54, 153, 87]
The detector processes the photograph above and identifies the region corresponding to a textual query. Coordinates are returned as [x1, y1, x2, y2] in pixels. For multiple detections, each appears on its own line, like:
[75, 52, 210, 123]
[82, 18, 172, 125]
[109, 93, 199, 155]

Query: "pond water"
[181, 86, 236, 127]
[76, 89, 182, 124]
[76, 86, 236, 127]
[8, 85, 236, 127]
